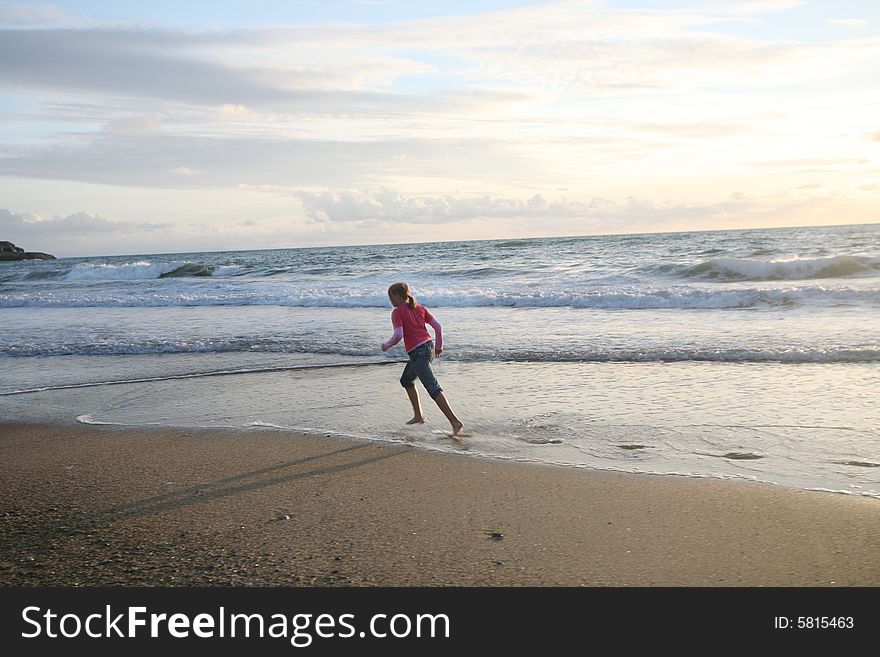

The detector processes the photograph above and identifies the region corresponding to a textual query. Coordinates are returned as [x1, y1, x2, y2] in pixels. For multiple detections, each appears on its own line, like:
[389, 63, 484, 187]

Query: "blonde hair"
[388, 282, 416, 309]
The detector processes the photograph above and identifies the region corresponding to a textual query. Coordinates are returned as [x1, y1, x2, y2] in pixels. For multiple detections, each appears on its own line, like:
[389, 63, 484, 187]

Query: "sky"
[1, 0, 879, 257]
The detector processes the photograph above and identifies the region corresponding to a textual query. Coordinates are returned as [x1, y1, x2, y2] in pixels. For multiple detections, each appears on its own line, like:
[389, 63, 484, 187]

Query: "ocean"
[2, 223, 879, 498]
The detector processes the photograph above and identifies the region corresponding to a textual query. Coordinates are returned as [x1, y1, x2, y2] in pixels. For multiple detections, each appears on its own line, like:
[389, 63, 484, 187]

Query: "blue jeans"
[400, 341, 443, 399]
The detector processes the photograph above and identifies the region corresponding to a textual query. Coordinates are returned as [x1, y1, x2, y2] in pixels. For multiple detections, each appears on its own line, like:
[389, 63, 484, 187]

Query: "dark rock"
[0, 241, 56, 260]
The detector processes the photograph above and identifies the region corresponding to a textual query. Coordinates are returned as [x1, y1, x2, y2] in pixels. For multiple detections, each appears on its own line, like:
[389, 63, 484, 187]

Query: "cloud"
[3, 181, 875, 257]
[1, 208, 110, 234]
[0, 208, 172, 255]
[242, 3, 849, 97]
[0, 29, 300, 106]
[0, 132, 539, 190]
[296, 188, 593, 224]
[634, 120, 758, 139]
[722, 0, 806, 14]
[0, 28, 447, 110]
[0, 3, 66, 25]
[171, 166, 207, 177]
[294, 187, 870, 238]
[105, 113, 162, 135]
[0, 208, 167, 235]
[829, 19, 869, 30]
[215, 104, 255, 122]
[0, 207, 279, 256]
[557, 190, 878, 235]
[1, 4, 869, 115]
[746, 158, 869, 169]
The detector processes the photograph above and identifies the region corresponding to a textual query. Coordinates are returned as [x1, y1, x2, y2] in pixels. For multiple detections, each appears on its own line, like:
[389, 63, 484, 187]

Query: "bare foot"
[450, 421, 466, 439]
[406, 416, 426, 425]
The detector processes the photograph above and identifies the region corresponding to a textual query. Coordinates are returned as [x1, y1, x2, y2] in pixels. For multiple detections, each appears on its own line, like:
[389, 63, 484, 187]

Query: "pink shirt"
[386, 303, 442, 353]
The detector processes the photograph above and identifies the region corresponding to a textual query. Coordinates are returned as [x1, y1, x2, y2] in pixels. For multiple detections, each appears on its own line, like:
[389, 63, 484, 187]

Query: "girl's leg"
[411, 343, 465, 437]
[433, 392, 464, 437]
[405, 385, 425, 424]
[400, 360, 424, 423]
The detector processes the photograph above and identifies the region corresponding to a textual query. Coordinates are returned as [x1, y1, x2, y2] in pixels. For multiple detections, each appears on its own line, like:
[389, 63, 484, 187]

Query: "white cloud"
[171, 166, 207, 176]
[1, 4, 869, 113]
[0, 208, 166, 235]
[0, 130, 540, 191]
[293, 187, 862, 235]
[721, 0, 806, 14]
[3, 179, 876, 257]
[292, 186, 880, 238]
[215, 104, 255, 121]
[746, 157, 869, 169]
[829, 19, 869, 30]
[0, 208, 171, 255]
[0, 3, 66, 25]
[296, 189, 593, 224]
[0, 207, 287, 256]
[105, 113, 161, 135]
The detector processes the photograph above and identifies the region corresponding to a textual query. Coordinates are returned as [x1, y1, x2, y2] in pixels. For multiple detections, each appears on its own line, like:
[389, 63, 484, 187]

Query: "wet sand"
[2, 421, 880, 586]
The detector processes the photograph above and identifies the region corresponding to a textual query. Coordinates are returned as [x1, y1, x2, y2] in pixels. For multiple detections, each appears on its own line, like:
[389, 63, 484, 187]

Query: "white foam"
[58, 261, 242, 281]
[214, 265, 243, 276]
[74, 415, 162, 427]
[690, 255, 880, 281]
[76, 414, 115, 425]
[63, 261, 181, 281]
[325, 284, 862, 310]
[3, 283, 878, 309]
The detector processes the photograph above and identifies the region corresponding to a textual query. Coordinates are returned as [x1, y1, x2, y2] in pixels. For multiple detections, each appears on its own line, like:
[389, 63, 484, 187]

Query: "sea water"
[2, 224, 878, 497]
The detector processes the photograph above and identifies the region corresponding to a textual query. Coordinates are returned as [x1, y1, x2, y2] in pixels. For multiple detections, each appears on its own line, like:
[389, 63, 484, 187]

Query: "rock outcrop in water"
[0, 241, 56, 261]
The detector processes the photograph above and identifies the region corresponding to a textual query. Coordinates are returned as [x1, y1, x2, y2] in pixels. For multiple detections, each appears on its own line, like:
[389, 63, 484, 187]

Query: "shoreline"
[2, 421, 880, 587]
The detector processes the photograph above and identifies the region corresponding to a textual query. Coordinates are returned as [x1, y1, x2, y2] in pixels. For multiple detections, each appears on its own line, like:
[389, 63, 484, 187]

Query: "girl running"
[381, 282, 465, 438]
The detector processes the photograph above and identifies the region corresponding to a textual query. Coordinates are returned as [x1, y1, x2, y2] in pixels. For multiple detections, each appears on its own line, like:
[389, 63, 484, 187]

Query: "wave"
[3, 342, 878, 364]
[159, 263, 216, 278]
[2, 284, 878, 309]
[676, 255, 880, 282]
[57, 261, 242, 281]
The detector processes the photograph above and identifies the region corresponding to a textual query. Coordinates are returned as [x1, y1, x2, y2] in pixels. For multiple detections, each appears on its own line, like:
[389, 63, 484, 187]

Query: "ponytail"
[388, 282, 417, 309]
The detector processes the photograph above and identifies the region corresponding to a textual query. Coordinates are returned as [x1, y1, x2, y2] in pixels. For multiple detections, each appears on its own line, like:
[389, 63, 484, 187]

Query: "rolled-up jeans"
[400, 340, 442, 399]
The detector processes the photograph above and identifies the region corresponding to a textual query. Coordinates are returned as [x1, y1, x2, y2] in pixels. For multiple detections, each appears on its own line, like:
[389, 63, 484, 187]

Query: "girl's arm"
[382, 326, 403, 351]
[428, 317, 443, 353]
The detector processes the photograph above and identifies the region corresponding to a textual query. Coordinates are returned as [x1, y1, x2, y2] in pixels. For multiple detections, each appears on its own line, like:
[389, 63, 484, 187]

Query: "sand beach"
[2, 421, 879, 587]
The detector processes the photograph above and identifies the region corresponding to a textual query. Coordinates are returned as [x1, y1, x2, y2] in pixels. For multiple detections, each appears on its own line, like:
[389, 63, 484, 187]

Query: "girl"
[381, 282, 465, 438]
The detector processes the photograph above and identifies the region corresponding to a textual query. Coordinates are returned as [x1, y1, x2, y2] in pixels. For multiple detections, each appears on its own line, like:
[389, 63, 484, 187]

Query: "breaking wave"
[3, 340, 878, 363]
[671, 255, 880, 282]
[58, 261, 243, 281]
[2, 284, 877, 309]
